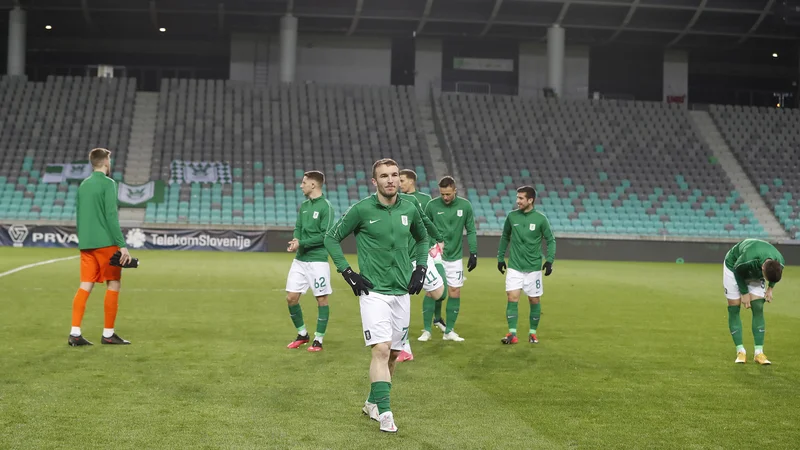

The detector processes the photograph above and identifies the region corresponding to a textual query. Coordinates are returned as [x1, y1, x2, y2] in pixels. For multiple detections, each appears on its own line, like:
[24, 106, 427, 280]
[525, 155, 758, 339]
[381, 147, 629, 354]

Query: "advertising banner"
[0, 225, 267, 252]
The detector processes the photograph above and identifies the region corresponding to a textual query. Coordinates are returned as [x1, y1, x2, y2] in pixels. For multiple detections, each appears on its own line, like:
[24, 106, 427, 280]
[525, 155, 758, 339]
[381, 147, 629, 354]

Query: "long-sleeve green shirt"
[724, 239, 785, 294]
[400, 193, 442, 258]
[497, 208, 556, 272]
[76, 171, 126, 250]
[293, 194, 335, 262]
[324, 194, 429, 295]
[424, 196, 478, 261]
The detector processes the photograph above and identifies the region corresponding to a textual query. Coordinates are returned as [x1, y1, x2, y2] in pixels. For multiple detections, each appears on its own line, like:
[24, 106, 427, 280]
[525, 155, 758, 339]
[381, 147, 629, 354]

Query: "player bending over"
[324, 158, 429, 433]
[424, 176, 478, 341]
[285, 171, 335, 352]
[400, 169, 449, 335]
[497, 186, 555, 345]
[723, 238, 784, 365]
[396, 189, 447, 362]
[69, 148, 134, 346]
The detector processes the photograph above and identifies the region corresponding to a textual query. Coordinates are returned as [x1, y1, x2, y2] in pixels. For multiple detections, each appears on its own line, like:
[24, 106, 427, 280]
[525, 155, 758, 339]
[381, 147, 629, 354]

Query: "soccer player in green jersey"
[324, 158, 429, 433]
[69, 148, 133, 347]
[497, 186, 556, 345]
[723, 238, 784, 365]
[424, 176, 478, 341]
[399, 169, 450, 341]
[285, 171, 335, 352]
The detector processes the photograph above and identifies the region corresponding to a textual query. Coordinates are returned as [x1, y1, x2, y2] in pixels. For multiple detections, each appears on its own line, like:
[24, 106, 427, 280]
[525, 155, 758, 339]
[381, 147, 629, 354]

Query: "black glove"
[342, 267, 374, 296]
[467, 253, 478, 272]
[110, 251, 139, 268]
[543, 261, 553, 276]
[498, 260, 506, 274]
[407, 265, 427, 295]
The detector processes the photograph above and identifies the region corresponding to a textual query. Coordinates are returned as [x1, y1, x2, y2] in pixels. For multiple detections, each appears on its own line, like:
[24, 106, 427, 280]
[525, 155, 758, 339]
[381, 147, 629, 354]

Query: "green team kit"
[285, 194, 335, 350]
[497, 206, 556, 342]
[424, 195, 478, 336]
[723, 239, 785, 364]
[76, 171, 127, 250]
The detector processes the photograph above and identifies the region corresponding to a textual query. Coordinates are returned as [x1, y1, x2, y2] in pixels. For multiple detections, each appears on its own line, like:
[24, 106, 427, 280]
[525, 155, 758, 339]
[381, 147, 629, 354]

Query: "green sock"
[434, 299, 444, 322]
[506, 301, 518, 335]
[727, 305, 743, 348]
[367, 389, 375, 404]
[315, 305, 329, 339]
[445, 297, 460, 333]
[422, 295, 435, 332]
[530, 303, 541, 334]
[751, 299, 766, 347]
[371, 381, 392, 414]
[288, 303, 305, 334]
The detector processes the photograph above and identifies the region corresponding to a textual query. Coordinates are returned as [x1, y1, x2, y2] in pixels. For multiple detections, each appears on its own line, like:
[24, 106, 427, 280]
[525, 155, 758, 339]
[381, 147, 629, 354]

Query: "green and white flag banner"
[169, 161, 232, 184]
[117, 180, 165, 207]
[41, 161, 93, 184]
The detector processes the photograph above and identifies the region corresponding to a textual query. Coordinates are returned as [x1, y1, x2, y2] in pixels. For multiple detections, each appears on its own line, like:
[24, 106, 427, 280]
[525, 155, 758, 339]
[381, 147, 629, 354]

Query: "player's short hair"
[372, 158, 398, 178]
[399, 169, 417, 181]
[517, 185, 537, 201]
[89, 148, 111, 169]
[303, 170, 325, 185]
[438, 176, 456, 189]
[764, 259, 783, 284]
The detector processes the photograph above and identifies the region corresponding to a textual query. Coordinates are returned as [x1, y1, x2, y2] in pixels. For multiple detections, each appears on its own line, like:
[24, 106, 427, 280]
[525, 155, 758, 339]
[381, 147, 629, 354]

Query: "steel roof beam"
[666, 0, 707, 47]
[479, 0, 505, 37]
[737, 0, 775, 45]
[347, 0, 364, 35]
[604, 0, 638, 44]
[416, 0, 434, 35]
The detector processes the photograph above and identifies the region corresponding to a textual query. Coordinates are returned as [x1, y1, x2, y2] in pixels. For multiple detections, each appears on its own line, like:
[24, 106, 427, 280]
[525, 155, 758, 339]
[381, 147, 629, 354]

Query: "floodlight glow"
[45, 25, 52, 30]
[159, 27, 166, 32]
[772, 53, 778, 58]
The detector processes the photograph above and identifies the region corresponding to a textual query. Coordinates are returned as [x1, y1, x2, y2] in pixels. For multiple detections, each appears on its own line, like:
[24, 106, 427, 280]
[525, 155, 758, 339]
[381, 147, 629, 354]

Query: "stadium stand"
[438, 93, 767, 238]
[709, 105, 800, 240]
[0, 75, 135, 222]
[147, 79, 436, 226]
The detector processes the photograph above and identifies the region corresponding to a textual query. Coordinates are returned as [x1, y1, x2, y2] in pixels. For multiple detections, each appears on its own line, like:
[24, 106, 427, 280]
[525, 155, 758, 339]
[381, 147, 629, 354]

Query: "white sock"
[754, 349, 764, 356]
[103, 328, 114, 338]
[403, 341, 412, 353]
[314, 334, 323, 343]
[70, 326, 81, 336]
[298, 327, 308, 337]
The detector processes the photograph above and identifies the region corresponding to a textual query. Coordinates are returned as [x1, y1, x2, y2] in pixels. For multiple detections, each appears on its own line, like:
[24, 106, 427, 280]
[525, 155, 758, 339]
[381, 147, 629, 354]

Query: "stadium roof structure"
[2, 0, 800, 50]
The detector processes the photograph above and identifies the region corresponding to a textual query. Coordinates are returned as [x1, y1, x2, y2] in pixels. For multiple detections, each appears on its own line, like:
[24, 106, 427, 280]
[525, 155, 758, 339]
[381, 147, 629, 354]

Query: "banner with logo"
[169, 161, 232, 185]
[0, 224, 266, 252]
[42, 161, 94, 184]
[117, 181, 165, 207]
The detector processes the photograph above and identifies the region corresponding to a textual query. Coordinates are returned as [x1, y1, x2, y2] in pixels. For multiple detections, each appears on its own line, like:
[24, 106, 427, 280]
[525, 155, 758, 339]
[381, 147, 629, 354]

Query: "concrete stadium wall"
[230, 33, 392, 86]
[518, 43, 590, 99]
[663, 49, 689, 102]
[265, 231, 800, 264]
[415, 38, 443, 99]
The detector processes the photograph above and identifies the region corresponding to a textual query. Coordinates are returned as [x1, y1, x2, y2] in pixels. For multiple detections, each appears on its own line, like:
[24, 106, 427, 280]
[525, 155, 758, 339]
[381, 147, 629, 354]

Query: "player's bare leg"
[528, 296, 540, 343]
[443, 286, 464, 341]
[69, 281, 95, 346]
[286, 292, 310, 349]
[308, 295, 329, 352]
[502, 289, 521, 344]
[101, 280, 129, 345]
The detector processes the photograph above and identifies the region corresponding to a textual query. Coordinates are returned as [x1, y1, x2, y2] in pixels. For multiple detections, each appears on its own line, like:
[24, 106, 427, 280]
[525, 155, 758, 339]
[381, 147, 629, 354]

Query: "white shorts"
[723, 263, 765, 300]
[360, 292, 410, 351]
[506, 268, 544, 297]
[442, 259, 466, 288]
[411, 255, 445, 293]
[285, 260, 333, 297]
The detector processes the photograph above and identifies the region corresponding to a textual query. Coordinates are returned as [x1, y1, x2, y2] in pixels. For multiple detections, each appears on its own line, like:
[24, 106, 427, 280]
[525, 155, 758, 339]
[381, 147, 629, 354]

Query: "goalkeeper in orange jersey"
[68, 148, 137, 347]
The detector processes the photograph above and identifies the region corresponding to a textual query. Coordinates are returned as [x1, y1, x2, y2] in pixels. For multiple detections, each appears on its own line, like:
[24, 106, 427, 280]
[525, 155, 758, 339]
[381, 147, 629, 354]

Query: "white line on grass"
[0, 256, 79, 279]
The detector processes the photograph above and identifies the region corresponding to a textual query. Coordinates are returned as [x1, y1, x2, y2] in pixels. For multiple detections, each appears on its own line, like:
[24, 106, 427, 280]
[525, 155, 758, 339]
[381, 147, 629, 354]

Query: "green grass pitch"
[1, 247, 799, 449]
